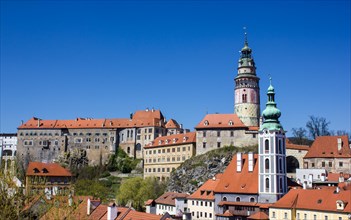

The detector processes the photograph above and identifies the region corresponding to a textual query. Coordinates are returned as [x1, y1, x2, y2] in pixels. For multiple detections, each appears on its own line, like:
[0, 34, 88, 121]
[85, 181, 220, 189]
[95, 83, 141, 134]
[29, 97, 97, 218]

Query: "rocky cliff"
[167, 145, 257, 194]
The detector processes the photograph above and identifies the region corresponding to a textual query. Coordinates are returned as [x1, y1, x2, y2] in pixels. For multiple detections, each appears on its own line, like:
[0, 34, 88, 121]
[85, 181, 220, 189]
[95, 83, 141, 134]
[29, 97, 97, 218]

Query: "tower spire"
[243, 26, 248, 46]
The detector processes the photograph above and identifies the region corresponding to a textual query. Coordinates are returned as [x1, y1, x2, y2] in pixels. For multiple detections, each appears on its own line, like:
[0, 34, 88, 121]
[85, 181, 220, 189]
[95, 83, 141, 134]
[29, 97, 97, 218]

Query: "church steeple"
[234, 30, 260, 127]
[258, 79, 287, 203]
[260, 78, 283, 131]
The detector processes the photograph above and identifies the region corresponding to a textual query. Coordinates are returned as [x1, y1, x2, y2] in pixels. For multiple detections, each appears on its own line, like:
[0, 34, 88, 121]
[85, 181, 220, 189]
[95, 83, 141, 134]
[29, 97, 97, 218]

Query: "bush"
[99, 171, 111, 178]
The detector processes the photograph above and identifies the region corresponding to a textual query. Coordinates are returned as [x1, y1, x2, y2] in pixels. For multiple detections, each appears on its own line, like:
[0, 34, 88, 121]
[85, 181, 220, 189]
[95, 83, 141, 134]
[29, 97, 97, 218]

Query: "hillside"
[167, 145, 257, 194]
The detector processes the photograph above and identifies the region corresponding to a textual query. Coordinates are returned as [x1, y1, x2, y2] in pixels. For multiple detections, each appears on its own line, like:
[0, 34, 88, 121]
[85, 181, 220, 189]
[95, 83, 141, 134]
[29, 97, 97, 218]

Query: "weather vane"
[243, 26, 248, 43]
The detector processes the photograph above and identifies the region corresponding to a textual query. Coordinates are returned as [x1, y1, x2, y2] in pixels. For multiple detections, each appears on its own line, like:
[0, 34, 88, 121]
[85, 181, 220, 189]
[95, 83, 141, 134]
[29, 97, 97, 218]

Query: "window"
[209, 213, 212, 218]
[217, 131, 220, 137]
[312, 162, 315, 168]
[203, 131, 206, 137]
[24, 140, 33, 146]
[182, 147, 186, 151]
[222, 196, 227, 201]
[313, 214, 317, 220]
[325, 216, 328, 220]
[177, 147, 180, 152]
[250, 197, 255, 202]
[242, 94, 247, 103]
[339, 162, 343, 167]
[236, 197, 240, 202]
[217, 142, 221, 148]
[284, 212, 287, 219]
[203, 142, 206, 148]
[210, 202, 212, 207]
[265, 158, 270, 172]
[230, 131, 234, 137]
[272, 212, 276, 218]
[172, 148, 175, 152]
[304, 213, 307, 220]
[74, 138, 82, 143]
[265, 139, 269, 152]
[322, 162, 325, 167]
[148, 128, 152, 133]
[329, 161, 332, 167]
[167, 148, 170, 153]
[265, 178, 270, 192]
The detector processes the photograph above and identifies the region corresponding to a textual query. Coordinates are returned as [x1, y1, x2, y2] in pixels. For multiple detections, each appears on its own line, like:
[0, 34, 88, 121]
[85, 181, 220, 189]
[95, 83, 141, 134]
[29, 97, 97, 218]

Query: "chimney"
[68, 194, 73, 206]
[107, 203, 118, 220]
[248, 152, 254, 172]
[21, 120, 24, 125]
[303, 181, 307, 189]
[339, 172, 345, 183]
[180, 124, 183, 129]
[87, 198, 91, 215]
[236, 152, 242, 172]
[335, 186, 340, 193]
[321, 173, 326, 182]
[308, 174, 313, 188]
[146, 108, 149, 112]
[37, 119, 41, 127]
[152, 107, 155, 112]
[337, 138, 342, 151]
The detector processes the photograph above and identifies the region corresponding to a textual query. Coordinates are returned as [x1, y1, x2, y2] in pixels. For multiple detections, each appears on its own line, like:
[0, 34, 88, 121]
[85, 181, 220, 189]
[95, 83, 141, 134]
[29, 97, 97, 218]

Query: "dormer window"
[173, 138, 177, 143]
[229, 120, 233, 126]
[165, 139, 169, 144]
[204, 120, 209, 126]
[336, 200, 345, 210]
[42, 168, 48, 173]
[33, 168, 40, 173]
[158, 140, 162, 145]
[183, 137, 188, 142]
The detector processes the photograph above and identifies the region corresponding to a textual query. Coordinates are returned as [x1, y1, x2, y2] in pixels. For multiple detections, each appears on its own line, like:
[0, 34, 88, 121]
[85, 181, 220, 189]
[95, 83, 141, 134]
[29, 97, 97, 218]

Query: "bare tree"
[291, 127, 310, 145]
[306, 116, 330, 139]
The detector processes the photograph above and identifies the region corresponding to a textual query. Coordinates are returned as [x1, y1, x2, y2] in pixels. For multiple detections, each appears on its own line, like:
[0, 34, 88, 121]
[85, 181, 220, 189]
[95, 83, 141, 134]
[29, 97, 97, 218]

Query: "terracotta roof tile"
[88, 204, 107, 219]
[144, 132, 196, 149]
[165, 119, 180, 129]
[216, 210, 234, 217]
[304, 136, 351, 158]
[247, 211, 269, 220]
[188, 174, 222, 200]
[155, 192, 188, 206]
[195, 114, 247, 129]
[214, 153, 258, 194]
[145, 199, 155, 206]
[118, 209, 161, 220]
[26, 162, 72, 177]
[270, 187, 351, 213]
[286, 139, 310, 151]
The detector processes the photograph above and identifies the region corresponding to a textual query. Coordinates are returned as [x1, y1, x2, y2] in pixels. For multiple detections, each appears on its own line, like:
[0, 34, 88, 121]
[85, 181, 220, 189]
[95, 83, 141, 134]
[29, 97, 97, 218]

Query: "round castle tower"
[234, 33, 260, 127]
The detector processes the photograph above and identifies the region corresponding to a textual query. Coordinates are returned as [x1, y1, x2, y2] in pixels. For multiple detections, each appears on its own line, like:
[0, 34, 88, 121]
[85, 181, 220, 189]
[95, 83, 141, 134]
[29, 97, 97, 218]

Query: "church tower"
[234, 33, 260, 127]
[258, 79, 287, 203]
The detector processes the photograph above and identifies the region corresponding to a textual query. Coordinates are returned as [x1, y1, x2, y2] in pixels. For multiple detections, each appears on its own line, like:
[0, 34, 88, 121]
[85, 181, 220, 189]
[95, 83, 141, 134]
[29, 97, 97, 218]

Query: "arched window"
[279, 159, 283, 173]
[127, 147, 130, 154]
[127, 130, 130, 138]
[265, 159, 270, 172]
[278, 139, 282, 154]
[265, 178, 270, 192]
[222, 196, 227, 201]
[242, 94, 247, 103]
[265, 139, 269, 153]
[250, 197, 255, 203]
[236, 197, 240, 202]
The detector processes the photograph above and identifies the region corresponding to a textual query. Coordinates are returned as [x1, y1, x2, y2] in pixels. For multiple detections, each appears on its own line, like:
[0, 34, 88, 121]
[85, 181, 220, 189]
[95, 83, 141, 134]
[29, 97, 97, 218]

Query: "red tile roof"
[165, 119, 180, 129]
[88, 204, 107, 220]
[18, 110, 166, 129]
[26, 162, 72, 177]
[304, 136, 351, 158]
[327, 172, 351, 182]
[286, 139, 310, 151]
[116, 208, 161, 220]
[145, 199, 155, 206]
[144, 132, 196, 149]
[155, 192, 188, 206]
[270, 187, 351, 213]
[195, 114, 247, 129]
[188, 174, 222, 200]
[214, 153, 258, 194]
[216, 210, 234, 217]
[247, 211, 269, 220]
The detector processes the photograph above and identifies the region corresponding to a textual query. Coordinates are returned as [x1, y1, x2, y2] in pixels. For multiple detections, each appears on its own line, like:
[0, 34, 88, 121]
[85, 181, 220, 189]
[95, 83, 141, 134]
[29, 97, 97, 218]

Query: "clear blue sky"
[1, 0, 350, 136]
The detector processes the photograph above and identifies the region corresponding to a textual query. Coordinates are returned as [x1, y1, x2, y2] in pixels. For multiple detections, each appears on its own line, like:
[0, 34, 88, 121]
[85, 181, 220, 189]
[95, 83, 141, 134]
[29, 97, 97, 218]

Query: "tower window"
[265, 139, 269, 153]
[242, 94, 247, 103]
[265, 178, 270, 192]
[265, 158, 270, 172]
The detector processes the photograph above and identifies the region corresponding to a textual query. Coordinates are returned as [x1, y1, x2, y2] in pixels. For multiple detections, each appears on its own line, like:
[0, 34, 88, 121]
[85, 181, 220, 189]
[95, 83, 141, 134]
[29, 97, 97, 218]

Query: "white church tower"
[258, 78, 287, 203]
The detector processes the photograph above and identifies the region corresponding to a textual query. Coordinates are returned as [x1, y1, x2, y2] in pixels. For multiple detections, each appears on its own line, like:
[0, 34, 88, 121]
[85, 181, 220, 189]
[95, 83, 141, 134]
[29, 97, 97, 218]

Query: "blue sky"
[1, 0, 350, 136]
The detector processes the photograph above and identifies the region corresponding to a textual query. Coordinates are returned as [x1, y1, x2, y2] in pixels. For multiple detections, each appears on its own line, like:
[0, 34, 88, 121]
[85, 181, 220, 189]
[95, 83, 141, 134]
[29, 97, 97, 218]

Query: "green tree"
[117, 177, 166, 211]
[74, 179, 111, 200]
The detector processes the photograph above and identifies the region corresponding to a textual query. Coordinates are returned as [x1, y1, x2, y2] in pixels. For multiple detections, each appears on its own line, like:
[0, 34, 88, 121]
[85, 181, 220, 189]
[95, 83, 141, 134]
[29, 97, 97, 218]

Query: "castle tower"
[234, 33, 260, 127]
[258, 79, 287, 203]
